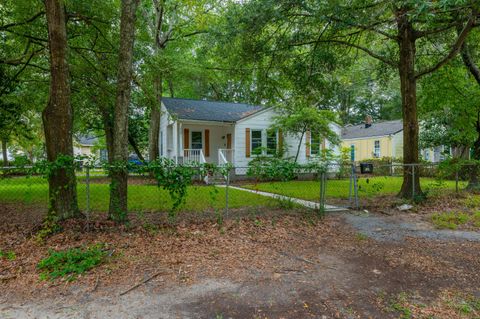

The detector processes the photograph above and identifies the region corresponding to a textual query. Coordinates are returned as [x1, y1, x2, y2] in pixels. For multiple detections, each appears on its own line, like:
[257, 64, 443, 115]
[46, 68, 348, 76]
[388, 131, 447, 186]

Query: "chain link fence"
[0, 161, 475, 219]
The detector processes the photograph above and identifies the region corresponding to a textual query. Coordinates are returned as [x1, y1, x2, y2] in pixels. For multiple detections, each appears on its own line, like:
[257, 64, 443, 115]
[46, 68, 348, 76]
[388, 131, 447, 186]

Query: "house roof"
[342, 119, 403, 139]
[162, 97, 265, 123]
[76, 135, 98, 146]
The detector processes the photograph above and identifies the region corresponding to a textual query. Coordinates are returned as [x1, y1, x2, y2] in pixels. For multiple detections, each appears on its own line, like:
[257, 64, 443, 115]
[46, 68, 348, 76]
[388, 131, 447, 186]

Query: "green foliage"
[146, 159, 196, 219]
[431, 212, 470, 230]
[0, 249, 16, 261]
[35, 213, 62, 243]
[247, 157, 299, 181]
[37, 244, 107, 281]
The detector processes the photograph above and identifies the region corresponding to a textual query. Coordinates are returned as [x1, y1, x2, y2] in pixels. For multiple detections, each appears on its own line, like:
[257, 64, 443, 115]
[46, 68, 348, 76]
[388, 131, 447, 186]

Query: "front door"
[226, 133, 232, 149]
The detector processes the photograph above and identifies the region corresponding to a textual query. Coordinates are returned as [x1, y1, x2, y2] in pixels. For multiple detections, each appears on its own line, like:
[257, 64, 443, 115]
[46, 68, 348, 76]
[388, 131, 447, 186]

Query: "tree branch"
[458, 27, 480, 86]
[415, 12, 477, 79]
[0, 11, 45, 30]
[291, 38, 397, 67]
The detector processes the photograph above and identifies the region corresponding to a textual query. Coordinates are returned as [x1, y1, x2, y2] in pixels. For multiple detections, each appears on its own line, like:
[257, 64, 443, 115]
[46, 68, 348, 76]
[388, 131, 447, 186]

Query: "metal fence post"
[353, 165, 359, 209]
[319, 169, 325, 213]
[225, 169, 229, 217]
[86, 165, 91, 231]
[348, 164, 353, 204]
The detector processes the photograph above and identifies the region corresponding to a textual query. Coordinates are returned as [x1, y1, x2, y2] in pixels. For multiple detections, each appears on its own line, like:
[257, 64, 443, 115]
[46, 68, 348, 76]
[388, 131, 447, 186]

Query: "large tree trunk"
[396, 10, 422, 199]
[2, 138, 8, 167]
[458, 29, 480, 190]
[148, 74, 161, 161]
[467, 112, 480, 190]
[108, 0, 140, 223]
[42, 0, 79, 219]
[100, 104, 114, 164]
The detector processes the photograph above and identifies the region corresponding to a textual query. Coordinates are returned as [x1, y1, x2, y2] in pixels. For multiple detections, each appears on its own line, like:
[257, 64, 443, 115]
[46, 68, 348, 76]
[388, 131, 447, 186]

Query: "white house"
[158, 98, 341, 169]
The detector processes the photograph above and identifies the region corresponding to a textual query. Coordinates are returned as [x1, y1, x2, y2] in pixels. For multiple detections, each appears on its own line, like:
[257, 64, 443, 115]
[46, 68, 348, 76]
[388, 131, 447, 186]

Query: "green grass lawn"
[0, 176, 275, 212]
[244, 176, 466, 202]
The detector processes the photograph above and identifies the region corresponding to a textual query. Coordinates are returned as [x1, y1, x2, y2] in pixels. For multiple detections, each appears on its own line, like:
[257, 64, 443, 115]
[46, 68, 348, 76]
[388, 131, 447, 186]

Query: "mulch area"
[1, 202, 479, 317]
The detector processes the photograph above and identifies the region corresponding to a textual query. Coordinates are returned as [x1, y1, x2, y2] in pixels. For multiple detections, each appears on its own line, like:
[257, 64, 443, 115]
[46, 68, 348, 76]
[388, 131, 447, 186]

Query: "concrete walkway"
[217, 185, 348, 212]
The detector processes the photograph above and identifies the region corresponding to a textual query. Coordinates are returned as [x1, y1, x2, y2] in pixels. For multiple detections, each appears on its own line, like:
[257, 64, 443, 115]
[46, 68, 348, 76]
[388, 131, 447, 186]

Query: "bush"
[37, 244, 107, 281]
[247, 157, 299, 181]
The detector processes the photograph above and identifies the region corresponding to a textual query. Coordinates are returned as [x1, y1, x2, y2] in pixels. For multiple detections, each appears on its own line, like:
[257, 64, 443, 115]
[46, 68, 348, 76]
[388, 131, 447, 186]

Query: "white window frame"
[373, 140, 380, 158]
[191, 131, 203, 150]
[251, 129, 263, 156]
[310, 132, 321, 156]
[266, 129, 278, 155]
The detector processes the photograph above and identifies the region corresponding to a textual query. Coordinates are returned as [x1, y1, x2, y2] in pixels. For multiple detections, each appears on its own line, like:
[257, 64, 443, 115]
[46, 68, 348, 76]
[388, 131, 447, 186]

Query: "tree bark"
[42, 0, 79, 219]
[396, 9, 422, 199]
[148, 74, 161, 161]
[294, 129, 306, 163]
[467, 111, 480, 190]
[458, 28, 480, 190]
[129, 133, 146, 162]
[2, 138, 8, 167]
[109, 0, 140, 222]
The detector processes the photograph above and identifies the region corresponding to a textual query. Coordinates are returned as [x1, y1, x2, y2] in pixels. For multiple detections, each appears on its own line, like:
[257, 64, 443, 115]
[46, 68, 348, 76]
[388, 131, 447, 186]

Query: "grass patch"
[0, 177, 276, 212]
[37, 244, 108, 281]
[431, 212, 470, 230]
[355, 233, 368, 241]
[244, 177, 462, 202]
[0, 249, 16, 261]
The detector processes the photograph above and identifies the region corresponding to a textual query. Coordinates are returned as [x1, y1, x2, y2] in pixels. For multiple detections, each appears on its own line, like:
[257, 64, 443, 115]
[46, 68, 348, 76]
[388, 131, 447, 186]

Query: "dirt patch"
[1, 203, 480, 318]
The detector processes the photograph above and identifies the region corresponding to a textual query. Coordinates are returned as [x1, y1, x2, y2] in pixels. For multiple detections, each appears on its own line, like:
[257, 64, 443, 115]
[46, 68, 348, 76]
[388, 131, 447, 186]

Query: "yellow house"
[341, 119, 404, 161]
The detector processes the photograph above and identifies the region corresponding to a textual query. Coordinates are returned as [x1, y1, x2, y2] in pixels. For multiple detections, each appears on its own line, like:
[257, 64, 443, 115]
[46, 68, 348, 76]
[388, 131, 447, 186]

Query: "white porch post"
[173, 121, 178, 164]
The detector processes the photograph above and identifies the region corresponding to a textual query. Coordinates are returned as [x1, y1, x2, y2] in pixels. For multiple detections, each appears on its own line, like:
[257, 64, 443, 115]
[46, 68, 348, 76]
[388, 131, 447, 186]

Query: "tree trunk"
[467, 112, 480, 190]
[129, 133, 146, 162]
[148, 74, 161, 161]
[109, 0, 140, 223]
[396, 10, 422, 199]
[42, 0, 79, 219]
[100, 104, 114, 164]
[458, 28, 480, 190]
[294, 129, 306, 163]
[2, 138, 8, 167]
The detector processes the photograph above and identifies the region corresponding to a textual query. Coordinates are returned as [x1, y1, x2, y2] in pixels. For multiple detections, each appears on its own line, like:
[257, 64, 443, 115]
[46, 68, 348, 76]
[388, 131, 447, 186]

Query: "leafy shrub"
[247, 157, 299, 181]
[147, 158, 196, 217]
[431, 212, 470, 229]
[37, 244, 107, 281]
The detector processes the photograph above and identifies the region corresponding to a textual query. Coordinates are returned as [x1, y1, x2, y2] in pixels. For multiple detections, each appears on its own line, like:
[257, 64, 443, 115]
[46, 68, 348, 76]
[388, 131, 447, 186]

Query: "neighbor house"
[74, 135, 101, 158]
[342, 117, 449, 162]
[158, 98, 341, 168]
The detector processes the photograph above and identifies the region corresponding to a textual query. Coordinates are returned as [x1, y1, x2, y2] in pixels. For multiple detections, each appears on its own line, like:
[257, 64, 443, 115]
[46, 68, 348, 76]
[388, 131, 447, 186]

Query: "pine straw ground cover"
[0, 202, 479, 318]
[358, 191, 480, 231]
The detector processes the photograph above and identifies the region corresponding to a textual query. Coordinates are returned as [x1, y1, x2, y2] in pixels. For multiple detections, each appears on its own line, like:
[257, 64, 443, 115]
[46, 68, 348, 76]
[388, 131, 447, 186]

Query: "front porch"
[161, 120, 235, 165]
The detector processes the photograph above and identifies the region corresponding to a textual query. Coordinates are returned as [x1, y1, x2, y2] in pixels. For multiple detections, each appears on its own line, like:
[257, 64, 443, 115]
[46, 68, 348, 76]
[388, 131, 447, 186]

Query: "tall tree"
[43, 0, 79, 219]
[109, 0, 140, 222]
[221, 0, 479, 198]
[138, 0, 213, 161]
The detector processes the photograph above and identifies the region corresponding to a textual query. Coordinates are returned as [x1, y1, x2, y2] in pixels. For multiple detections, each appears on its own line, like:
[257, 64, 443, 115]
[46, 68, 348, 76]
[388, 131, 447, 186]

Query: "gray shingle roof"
[342, 119, 403, 139]
[162, 97, 265, 122]
[76, 135, 98, 146]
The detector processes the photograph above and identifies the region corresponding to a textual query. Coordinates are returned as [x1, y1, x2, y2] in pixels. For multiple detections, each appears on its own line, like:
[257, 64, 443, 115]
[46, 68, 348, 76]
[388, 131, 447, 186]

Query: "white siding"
[234, 109, 342, 167]
[234, 108, 277, 167]
[391, 131, 403, 159]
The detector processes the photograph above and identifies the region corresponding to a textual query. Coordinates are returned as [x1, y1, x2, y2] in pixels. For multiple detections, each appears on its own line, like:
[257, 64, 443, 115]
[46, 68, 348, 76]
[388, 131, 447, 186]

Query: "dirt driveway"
[1, 207, 479, 318]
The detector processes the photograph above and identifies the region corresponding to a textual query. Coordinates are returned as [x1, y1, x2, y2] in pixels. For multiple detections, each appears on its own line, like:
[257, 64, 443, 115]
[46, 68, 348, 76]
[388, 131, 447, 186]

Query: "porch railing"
[183, 149, 206, 165]
[218, 149, 234, 165]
